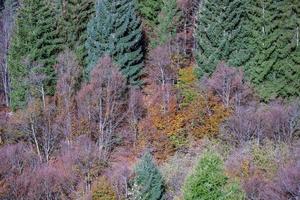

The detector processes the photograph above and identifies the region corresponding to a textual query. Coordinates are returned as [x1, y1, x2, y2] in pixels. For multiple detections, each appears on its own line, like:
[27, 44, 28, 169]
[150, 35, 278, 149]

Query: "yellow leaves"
[138, 64, 232, 161]
[240, 159, 251, 178]
[178, 67, 197, 86]
[92, 176, 116, 200]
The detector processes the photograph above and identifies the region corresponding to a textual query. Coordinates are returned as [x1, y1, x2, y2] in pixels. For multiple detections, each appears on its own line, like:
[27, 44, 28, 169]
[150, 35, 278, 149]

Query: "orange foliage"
[138, 66, 231, 161]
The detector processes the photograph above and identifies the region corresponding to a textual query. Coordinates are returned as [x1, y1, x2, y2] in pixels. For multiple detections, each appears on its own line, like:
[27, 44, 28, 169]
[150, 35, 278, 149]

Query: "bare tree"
[222, 100, 300, 145]
[206, 62, 253, 107]
[148, 44, 177, 113]
[127, 88, 145, 146]
[77, 56, 128, 161]
[0, 143, 40, 199]
[59, 135, 100, 194]
[0, 0, 19, 106]
[177, 0, 202, 56]
[55, 49, 82, 144]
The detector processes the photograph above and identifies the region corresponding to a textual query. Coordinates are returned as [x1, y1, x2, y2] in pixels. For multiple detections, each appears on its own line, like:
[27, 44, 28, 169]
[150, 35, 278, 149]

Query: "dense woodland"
[0, 0, 299, 199]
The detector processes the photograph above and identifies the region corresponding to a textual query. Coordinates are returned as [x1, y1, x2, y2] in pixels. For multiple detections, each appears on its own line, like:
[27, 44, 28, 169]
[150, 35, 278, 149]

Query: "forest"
[0, 0, 299, 199]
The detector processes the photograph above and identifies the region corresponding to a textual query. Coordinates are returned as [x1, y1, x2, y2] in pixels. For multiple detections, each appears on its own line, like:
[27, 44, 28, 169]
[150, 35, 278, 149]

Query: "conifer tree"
[195, 0, 228, 77]
[183, 152, 244, 200]
[137, 0, 162, 28]
[196, 0, 251, 77]
[132, 152, 165, 200]
[8, 0, 62, 109]
[57, 0, 94, 64]
[246, 0, 300, 99]
[225, 0, 251, 67]
[152, 0, 181, 47]
[85, 0, 144, 85]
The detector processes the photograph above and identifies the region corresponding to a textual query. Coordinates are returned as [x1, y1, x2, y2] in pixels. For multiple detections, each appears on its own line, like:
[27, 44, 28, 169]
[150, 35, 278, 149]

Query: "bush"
[221, 101, 300, 145]
[183, 151, 244, 200]
[92, 176, 116, 200]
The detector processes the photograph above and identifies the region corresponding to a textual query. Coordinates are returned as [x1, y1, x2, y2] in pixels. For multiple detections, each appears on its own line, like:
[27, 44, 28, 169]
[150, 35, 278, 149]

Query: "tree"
[8, 0, 62, 109]
[246, 0, 300, 99]
[206, 62, 253, 107]
[195, 0, 252, 77]
[55, 49, 82, 143]
[85, 0, 144, 85]
[137, 0, 162, 29]
[183, 151, 244, 200]
[76, 56, 128, 160]
[151, 0, 181, 47]
[195, 0, 228, 77]
[56, 0, 94, 64]
[132, 152, 165, 200]
[92, 176, 117, 200]
[0, 0, 19, 107]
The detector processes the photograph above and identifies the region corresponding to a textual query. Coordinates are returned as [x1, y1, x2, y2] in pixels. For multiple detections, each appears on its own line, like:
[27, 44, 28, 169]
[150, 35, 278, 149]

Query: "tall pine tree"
[196, 0, 251, 77]
[8, 0, 62, 109]
[152, 0, 181, 48]
[137, 0, 162, 28]
[57, 0, 94, 64]
[246, 0, 300, 99]
[85, 0, 144, 85]
[195, 0, 228, 77]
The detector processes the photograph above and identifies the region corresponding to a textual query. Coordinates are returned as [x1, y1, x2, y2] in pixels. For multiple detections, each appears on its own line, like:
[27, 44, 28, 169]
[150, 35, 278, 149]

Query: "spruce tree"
[246, 0, 300, 99]
[224, 0, 252, 67]
[57, 0, 94, 64]
[137, 0, 162, 28]
[132, 152, 165, 200]
[8, 0, 62, 109]
[152, 0, 181, 47]
[195, 0, 228, 77]
[183, 152, 244, 200]
[85, 0, 144, 85]
[196, 0, 251, 77]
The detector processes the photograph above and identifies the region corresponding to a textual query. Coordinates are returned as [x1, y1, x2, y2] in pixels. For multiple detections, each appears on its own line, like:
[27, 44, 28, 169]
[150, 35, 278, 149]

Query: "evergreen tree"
[196, 0, 251, 77]
[137, 0, 162, 28]
[195, 0, 228, 77]
[132, 152, 165, 200]
[183, 152, 244, 200]
[225, 0, 251, 67]
[57, 0, 94, 64]
[85, 0, 144, 85]
[152, 0, 181, 47]
[246, 0, 300, 99]
[8, 0, 62, 109]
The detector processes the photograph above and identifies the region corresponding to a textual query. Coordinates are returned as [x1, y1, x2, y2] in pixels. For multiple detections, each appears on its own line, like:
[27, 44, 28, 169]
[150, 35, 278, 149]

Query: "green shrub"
[183, 151, 244, 200]
[92, 177, 116, 200]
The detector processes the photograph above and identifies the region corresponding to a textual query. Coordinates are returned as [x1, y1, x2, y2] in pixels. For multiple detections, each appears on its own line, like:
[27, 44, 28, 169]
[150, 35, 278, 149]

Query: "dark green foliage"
[195, 0, 228, 77]
[225, 0, 251, 67]
[152, 0, 181, 47]
[137, 0, 162, 28]
[85, 0, 144, 86]
[183, 152, 244, 200]
[246, 0, 300, 100]
[133, 152, 165, 200]
[196, 0, 300, 100]
[8, 0, 62, 109]
[196, 0, 251, 77]
[57, 0, 94, 65]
